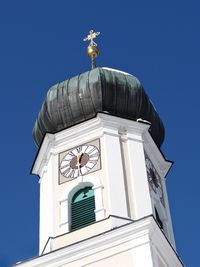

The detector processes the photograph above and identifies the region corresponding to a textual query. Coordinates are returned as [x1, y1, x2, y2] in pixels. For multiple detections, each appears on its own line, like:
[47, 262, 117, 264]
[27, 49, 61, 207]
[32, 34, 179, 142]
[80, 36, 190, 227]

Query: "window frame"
[59, 176, 105, 234]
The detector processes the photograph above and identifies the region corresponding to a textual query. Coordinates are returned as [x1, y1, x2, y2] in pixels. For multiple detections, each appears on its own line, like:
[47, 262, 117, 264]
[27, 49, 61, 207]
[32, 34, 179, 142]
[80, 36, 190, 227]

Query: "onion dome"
[33, 67, 165, 148]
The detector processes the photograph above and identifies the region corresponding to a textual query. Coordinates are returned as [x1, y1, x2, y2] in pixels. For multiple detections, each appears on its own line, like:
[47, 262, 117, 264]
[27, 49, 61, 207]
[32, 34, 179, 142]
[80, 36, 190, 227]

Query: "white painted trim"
[101, 131, 128, 218]
[143, 131, 172, 178]
[33, 114, 170, 178]
[14, 217, 183, 267]
[92, 184, 105, 221]
[160, 176, 176, 248]
[32, 114, 151, 176]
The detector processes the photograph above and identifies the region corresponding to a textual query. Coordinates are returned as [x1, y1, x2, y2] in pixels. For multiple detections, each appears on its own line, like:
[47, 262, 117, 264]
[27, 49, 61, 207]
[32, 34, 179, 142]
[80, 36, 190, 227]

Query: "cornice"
[32, 114, 150, 176]
[32, 113, 169, 178]
[12, 216, 183, 267]
[143, 131, 172, 178]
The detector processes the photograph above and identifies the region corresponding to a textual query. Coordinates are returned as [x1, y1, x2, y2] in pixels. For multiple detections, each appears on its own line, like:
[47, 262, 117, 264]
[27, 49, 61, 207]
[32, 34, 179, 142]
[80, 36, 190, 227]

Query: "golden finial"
[83, 30, 100, 69]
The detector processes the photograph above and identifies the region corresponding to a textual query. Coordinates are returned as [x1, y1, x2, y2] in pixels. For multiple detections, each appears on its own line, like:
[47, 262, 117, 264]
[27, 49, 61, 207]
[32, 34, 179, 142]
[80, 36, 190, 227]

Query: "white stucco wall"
[32, 114, 175, 255]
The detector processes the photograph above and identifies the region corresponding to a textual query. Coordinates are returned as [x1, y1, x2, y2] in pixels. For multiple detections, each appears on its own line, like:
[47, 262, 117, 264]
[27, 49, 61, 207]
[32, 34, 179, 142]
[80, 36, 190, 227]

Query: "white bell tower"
[16, 64, 183, 266]
[30, 113, 182, 267]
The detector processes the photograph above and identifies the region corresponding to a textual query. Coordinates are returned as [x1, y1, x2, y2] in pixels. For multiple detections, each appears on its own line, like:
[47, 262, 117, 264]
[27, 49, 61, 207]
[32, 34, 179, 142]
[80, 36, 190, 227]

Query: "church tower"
[15, 31, 183, 266]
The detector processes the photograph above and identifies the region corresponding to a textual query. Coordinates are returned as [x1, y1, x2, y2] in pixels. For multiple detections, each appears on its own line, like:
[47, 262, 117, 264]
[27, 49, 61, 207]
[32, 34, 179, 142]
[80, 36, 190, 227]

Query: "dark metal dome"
[33, 67, 165, 147]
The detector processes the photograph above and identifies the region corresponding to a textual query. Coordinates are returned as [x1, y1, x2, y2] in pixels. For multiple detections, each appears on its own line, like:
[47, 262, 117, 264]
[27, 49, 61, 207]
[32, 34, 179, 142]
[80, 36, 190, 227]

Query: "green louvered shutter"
[155, 208, 163, 230]
[71, 187, 95, 231]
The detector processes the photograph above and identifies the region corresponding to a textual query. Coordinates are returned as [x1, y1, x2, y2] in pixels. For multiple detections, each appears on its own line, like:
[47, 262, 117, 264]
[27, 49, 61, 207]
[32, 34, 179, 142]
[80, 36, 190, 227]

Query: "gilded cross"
[83, 30, 100, 46]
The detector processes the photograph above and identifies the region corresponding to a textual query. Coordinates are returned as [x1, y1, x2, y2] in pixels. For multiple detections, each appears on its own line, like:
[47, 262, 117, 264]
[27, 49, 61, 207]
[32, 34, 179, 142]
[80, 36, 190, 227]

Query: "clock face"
[60, 144, 100, 179]
[145, 157, 163, 200]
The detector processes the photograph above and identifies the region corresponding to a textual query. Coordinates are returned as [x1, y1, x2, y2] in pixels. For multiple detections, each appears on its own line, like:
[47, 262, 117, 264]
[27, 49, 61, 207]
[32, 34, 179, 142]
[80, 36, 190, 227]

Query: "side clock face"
[145, 158, 163, 199]
[60, 144, 100, 179]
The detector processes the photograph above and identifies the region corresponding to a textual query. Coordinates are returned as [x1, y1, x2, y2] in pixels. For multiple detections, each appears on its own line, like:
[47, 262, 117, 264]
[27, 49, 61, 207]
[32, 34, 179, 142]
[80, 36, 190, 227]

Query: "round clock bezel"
[59, 144, 100, 179]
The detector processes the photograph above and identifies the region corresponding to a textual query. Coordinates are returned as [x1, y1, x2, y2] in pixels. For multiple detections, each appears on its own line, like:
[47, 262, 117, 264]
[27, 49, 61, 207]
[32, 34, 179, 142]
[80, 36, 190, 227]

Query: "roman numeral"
[76, 146, 82, 153]
[78, 168, 82, 176]
[62, 167, 71, 177]
[60, 163, 70, 170]
[86, 146, 96, 154]
[85, 165, 92, 172]
[68, 169, 75, 178]
[68, 151, 75, 157]
[89, 152, 99, 158]
[88, 159, 97, 164]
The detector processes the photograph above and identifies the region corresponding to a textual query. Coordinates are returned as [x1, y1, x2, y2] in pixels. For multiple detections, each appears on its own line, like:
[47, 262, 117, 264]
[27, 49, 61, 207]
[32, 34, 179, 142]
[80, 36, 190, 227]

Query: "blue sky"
[0, 1, 199, 266]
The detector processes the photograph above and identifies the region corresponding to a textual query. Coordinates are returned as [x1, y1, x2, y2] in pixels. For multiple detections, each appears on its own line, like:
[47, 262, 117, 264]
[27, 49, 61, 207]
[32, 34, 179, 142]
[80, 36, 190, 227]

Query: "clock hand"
[79, 153, 84, 165]
[76, 153, 81, 167]
[76, 153, 83, 177]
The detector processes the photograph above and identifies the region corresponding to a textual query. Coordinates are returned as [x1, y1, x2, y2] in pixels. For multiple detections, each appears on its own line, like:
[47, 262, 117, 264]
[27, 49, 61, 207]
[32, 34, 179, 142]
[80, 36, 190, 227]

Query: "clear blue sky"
[0, 1, 199, 266]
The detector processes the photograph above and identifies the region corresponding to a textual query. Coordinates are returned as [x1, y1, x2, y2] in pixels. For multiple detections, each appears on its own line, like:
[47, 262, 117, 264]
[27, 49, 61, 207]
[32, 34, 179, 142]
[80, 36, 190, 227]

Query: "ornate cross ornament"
[83, 30, 100, 47]
[83, 30, 100, 69]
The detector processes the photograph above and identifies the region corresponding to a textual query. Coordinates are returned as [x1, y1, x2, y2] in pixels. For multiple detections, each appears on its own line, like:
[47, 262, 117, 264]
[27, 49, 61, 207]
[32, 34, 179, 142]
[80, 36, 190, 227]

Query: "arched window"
[155, 207, 163, 230]
[71, 187, 96, 231]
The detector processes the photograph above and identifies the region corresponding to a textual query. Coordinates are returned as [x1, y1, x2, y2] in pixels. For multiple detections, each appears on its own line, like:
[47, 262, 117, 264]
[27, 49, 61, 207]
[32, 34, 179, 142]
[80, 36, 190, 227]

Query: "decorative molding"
[59, 221, 68, 227]
[143, 131, 172, 178]
[59, 198, 68, 204]
[32, 114, 151, 176]
[32, 133, 55, 175]
[14, 216, 183, 267]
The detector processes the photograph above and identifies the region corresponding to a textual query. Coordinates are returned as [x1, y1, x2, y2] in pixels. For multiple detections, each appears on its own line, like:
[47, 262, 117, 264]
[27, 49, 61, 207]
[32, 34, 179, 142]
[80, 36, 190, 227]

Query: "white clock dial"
[60, 144, 100, 179]
[145, 157, 163, 199]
